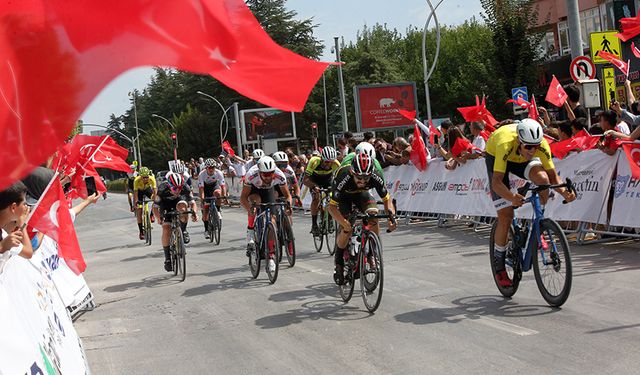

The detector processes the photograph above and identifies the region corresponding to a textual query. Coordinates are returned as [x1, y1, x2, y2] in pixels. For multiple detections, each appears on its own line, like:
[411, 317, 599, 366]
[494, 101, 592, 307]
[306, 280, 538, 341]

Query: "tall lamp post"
[196, 91, 235, 147]
[422, 0, 443, 125]
[334, 37, 348, 133]
[128, 91, 142, 166]
[151, 114, 178, 162]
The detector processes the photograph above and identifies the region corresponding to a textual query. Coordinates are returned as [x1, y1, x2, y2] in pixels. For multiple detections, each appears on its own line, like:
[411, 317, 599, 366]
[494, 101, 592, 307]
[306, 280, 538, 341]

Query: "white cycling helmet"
[252, 149, 265, 159]
[321, 146, 337, 161]
[272, 151, 288, 163]
[355, 141, 376, 158]
[204, 158, 216, 168]
[517, 118, 543, 145]
[257, 156, 276, 173]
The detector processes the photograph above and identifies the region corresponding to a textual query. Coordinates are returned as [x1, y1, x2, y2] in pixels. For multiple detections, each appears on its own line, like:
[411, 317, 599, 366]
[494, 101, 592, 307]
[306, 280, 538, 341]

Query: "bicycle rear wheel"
[211, 209, 221, 245]
[313, 215, 324, 253]
[265, 222, 279, 284]
[179, 233, 187, 282]
[283, 217, 296, 267]
[171, 230, 179, 277]
[326, 218, 337, 256]
[489, 221, 521, 298]
[360, 231, 384, 313]
[533, 219, 572, 307]
[339, 251, 355, 303]
[144, 209, 152, 246]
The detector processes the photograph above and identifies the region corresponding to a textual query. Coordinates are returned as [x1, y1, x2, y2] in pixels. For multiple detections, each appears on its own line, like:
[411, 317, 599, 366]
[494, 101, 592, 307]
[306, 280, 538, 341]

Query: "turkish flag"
[632, 42, 640, 59]
[597, 50, 629, 77]
[506, 97, 531, 108]
[410, 124, 428, 171]
[622, 143, 640, 179]
[67, 163, 108, 200]
[429, 120, 442, 146]
[615, 15, 640, 42]
[222, 141, 236, 157]
[528, 95, 540, 121]
[545, 75, 568, 107]
[57, 135, 131, 174]
[0, 0, 332, 192]
[398, 109, 417, 121]
[451, 137, 480, 158]
[28, 174, 85, 274]
[549, 130, 598, 159]
[457, 95, 498, 130]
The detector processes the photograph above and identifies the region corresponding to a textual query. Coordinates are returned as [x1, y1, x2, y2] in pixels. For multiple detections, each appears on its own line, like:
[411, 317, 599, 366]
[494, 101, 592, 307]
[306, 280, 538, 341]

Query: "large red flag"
[545, 75, 568, 107]
[429, 120, 442, 146]
[457, 95, 498, 129]
[222, 141, 236, 157]
[615, 15, 640, 42]
[597, 50, 630, 77]
[398, 109, 417, 121]
[549, 130, 599, 159]
[528, 95, 540, 121]
[451, 137, 481, 158]
[410, 124, 428, 171]
[67, 163, 108, 200]
[0, 0, 332, 192]
[27, 174, 85, 274]
[622, 143, 640, 179]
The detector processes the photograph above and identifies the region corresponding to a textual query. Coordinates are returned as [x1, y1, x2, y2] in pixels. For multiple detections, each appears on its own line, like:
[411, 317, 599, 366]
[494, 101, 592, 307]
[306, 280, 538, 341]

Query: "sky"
[80, 0, 484, 134]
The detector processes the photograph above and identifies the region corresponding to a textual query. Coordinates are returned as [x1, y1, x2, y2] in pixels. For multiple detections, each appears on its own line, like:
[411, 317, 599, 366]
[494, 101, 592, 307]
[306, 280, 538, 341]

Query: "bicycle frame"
[513, 192, 543, 272]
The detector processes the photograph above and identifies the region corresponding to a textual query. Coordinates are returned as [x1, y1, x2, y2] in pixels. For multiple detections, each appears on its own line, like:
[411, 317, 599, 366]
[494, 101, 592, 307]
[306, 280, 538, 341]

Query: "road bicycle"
[201, 196, 228, 246]
[138, 199, 153, 246]
[166, 209, 194, 282]
[338, 209, 393, 313]
[489, 179, 575, 307]
[312, 188, 337, 255]
[248, 202, 287, 284]
[274, 197, 296, 268]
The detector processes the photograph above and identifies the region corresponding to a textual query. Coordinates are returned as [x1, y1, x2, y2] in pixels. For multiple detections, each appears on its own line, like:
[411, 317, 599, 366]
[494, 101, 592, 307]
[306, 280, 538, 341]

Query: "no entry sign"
[570, 56, 596, 82]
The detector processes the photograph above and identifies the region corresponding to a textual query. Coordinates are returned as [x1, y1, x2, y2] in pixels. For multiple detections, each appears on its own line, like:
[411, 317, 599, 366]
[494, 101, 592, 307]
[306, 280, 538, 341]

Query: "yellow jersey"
[485, 124, 554, 173]
[305, 156, 340, 176]
[133, 175, 157, 191]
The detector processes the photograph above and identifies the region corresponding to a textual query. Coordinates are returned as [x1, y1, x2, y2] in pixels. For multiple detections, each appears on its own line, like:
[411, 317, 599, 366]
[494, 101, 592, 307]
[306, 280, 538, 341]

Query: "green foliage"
[106, 178, 126, 193]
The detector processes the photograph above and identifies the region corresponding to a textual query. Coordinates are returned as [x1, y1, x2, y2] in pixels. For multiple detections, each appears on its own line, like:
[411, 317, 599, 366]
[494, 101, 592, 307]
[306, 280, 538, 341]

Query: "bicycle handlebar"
[517, 178, 575, 204]
[165, 210, 196, 216]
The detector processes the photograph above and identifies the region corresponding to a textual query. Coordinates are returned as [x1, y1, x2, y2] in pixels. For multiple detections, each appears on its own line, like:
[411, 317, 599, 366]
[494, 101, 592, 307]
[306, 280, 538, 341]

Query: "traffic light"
[171, 133, 178, 148]
[311, 122, 318, 138]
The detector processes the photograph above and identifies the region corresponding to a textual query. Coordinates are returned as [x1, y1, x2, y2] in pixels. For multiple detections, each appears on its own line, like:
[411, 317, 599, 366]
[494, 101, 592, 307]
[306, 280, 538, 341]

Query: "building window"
[558, 21, 570, 56]
[580, 7, 602, 49]
[539, 31, 558, 59]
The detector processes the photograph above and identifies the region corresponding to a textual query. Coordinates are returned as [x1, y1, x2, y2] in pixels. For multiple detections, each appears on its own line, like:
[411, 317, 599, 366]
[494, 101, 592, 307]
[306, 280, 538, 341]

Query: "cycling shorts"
[249, 185, 285, 204]
[158, 197, 191, 223]
[485, 153, 542, 210]
[136, 188, 153, 204]
[334, 191, 377, 217]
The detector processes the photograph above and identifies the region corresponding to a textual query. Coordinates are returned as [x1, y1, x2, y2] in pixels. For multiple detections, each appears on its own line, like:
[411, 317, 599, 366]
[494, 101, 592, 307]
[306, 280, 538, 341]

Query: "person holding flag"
[0, 182, 34, 268]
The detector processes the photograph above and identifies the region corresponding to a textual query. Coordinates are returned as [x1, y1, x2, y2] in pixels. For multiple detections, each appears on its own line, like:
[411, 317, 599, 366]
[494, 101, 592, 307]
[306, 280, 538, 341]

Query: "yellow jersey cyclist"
[328, 153, 397, 285]
[303, 146, 340, 235]
[340, 142, 384, 178]
[133, 167, 157, 240]
[485, 119, 576, 287]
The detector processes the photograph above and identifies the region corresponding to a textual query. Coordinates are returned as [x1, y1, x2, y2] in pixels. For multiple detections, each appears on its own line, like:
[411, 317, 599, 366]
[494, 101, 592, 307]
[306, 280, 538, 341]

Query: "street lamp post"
[128, 91, 142, 166]
[151, 114, 178, 162]
[334, 37, 348, 133]
[323, 72, 329, 144]
[422, 0, 443, 125]
[196, 91, 234, 148]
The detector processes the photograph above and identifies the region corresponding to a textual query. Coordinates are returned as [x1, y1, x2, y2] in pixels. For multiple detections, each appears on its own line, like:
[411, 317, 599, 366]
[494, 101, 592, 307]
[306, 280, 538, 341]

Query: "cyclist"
[245, 149, 265, 171]
[240, 156, 292, 272]
[153, 172, 198, 272]
[125, 164, 137, 212]
[303, 146, 340, 235]
[273, 151, 301, 203]
[133, 167, 157, 240]
[328, 153, 397, 285]
[485, 119, 576, 287]
[341, 142, 384, 178]
[198, 158, 226, 239]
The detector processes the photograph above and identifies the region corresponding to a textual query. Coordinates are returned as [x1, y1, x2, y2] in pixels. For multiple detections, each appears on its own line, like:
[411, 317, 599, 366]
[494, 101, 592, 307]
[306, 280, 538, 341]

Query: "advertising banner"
[611, 152, 640, 227]
[240, 108, 296, 143]
[354, 82, 418, 131]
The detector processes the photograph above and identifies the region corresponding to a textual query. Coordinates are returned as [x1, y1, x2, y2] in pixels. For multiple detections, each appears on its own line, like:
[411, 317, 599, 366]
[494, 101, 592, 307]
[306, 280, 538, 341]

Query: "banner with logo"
[30, 236, 94, 316]
[0, 255, 89, 374]
[611, 152, 640, 227]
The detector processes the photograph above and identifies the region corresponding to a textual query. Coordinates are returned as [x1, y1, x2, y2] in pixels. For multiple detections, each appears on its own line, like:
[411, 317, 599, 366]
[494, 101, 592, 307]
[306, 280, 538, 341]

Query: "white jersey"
[197, 169, 226, 187]
[280, 165, 298, 186]
[245, 165, 287, 189]
[245, 158, 257, 171]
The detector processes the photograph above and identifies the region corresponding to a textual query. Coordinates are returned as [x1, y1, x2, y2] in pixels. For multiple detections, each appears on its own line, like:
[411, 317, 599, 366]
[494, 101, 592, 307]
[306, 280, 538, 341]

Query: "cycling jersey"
[329, 166, 390, 205]
[305, 156, 340, 177]
[485, 124, 554, 173]
[133, 175, 157, 191]
[279, 165, 298, 186]
[244, 165, 287, 189]
[197, 169, 226, 188]
[155, 181, 194, 203]
[340, 152, 385, 181]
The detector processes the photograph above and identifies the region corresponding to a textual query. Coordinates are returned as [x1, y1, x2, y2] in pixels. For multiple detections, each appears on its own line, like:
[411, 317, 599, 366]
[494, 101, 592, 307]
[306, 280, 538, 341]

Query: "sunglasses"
[353, 174, 370, 182]
[260, 172, 275, 178]
[207, 166, 215, 170]
[276, 163, 288, 169]
[522, 144, 540, 151]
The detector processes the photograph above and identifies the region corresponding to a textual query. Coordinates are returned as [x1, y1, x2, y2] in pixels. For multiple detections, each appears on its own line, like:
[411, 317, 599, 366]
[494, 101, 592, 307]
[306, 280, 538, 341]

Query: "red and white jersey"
[197, 169, 226, 187]
[245, 165, 287, 189]
[280, 165, 298, 186]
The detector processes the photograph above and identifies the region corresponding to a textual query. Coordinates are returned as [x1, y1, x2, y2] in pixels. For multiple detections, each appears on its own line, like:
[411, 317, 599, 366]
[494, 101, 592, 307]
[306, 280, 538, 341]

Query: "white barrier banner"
[30, 237, 94, 315]
[0, 256, 89, 374]
[610, 151, 640, 227]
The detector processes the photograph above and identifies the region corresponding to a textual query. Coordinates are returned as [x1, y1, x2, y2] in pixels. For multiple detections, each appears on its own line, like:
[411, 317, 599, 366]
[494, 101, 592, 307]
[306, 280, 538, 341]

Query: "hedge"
[107, 178, 127, 193]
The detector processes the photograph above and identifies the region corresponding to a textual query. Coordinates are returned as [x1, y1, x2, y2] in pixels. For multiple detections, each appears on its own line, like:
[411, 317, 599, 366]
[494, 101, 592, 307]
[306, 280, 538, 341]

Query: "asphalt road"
[74, 193, 640, 374]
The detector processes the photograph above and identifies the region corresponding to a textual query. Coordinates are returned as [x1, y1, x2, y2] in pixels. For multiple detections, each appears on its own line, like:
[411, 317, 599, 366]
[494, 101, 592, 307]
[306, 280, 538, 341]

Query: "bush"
[107, 178, 127, 193]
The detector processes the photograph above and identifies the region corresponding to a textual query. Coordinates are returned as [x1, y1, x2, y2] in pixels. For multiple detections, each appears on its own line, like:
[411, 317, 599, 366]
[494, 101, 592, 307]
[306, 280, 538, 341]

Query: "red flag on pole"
[429, 120, 442, 146]
[549, 130, 599, 159]
[528, 95, 539, 121]
[409, 124, 428, 171]
[545, 75, 568, 107]
[451, 137, 481, 158]
[622, 143, 640, 179]
[222, 141, 236, 157]
[457, 95, 498, 129]
[632, 42, 640, 59]
[615, 15, 640, 42]
[398, 109, 417, 121]
[597, 50, 630, 77]
[27, 174, 85, 275]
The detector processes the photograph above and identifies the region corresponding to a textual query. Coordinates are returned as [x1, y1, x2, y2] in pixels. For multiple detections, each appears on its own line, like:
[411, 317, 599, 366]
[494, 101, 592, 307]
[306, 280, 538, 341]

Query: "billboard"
[354, 82, 418, 131]
[239, 108, 296, 143]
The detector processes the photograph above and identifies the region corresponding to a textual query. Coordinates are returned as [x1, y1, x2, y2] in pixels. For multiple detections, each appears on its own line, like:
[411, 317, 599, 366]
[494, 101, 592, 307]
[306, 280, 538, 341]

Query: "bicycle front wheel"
[360, 231, 384, 313]
[313, 218, 324, 253]
[325, 212, 337, 255]
[265, 222, 279, 284]
[144, 210, 152, 246]
[489, 221, 521, 298]
[533, 219, 572, 307]
[339, 251, 355, 303]
[283, 217, 296, 267]
[171, 230, 179, 277]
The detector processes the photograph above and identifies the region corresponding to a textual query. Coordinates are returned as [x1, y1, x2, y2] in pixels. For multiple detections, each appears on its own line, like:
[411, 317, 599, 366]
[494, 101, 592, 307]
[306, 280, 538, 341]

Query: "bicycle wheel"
[179, 235, 187, 282]
[489, 221, 522, 298]
[326, 217, 337, 256]
[144, 209, 152, 246]
[171, 230, 179, 277]
[265, 221, 279, 284]
[313, 212, 324, 253]
[533, 219, 572, 307]
[283, 216, 296, 267]
[338, 251, 355, 303]
[248, 238, 261, 279]
[211, 209, 221, 245]
[360, 231, 384, 313]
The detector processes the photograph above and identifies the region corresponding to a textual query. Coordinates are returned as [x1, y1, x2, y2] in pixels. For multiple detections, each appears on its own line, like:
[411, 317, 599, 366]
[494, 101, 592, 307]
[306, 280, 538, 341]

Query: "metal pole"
[566, 0, 584, 59]
[233, 102, 242, 157]
[323, 72, 329, 144]
[334, 37, 349, 133]
[197, 91, 230, 143]
[129, 91, 142, 166]
[422, 0, 443, 123]
[151, 114, 177, 162]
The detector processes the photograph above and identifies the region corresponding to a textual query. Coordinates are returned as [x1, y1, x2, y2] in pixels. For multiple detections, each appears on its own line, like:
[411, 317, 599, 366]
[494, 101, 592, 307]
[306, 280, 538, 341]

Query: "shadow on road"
[571, 246, 640, 277]
[104, 275, 181, 293]
[95, 243, 142, 253]
[121, 251, 163, 262]
[255, 300, 370, 329]
[182, 276, 267, 297]
[395, 295, 558, 326]
[268, 283, 339, 302]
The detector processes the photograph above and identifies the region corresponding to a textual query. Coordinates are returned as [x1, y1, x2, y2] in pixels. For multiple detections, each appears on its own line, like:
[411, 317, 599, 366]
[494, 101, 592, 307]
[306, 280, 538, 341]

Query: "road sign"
[511, 86, 528, 115]
[590, 31, 622, 64]
[570, 56, 596, 82]
[602, 67, 616, 108]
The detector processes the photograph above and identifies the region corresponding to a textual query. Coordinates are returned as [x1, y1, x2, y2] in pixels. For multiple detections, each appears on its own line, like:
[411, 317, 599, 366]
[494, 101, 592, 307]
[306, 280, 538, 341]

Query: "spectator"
[442, 127, 481, 170]
[556, 120, 573, 141]
[374, 139, 392, 168]
[563, 84, 588, 120]
[347, 138, 358, 153]
[0, 181, 33, 263]
[597, 111, 622, 156]
[544, 127, 560, 141]
[438, 120, 453, 151]
[363, 131, 375, 144]
[497, 119, 514, 128]
[337, 138, 348, 157]
[470, 121, 486, 151]
[385, 137, 412, 166]
[571, 118, 588, 135]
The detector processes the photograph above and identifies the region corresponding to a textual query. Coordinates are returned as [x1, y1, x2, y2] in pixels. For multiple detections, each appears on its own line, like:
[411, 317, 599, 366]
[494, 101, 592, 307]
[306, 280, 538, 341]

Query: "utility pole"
[566, 0, 584, 59]
[334, 37, 348, 133]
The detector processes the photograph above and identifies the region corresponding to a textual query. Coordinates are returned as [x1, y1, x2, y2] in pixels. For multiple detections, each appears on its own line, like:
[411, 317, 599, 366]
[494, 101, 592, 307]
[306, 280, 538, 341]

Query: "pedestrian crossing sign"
[590, 30, 622, 64]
